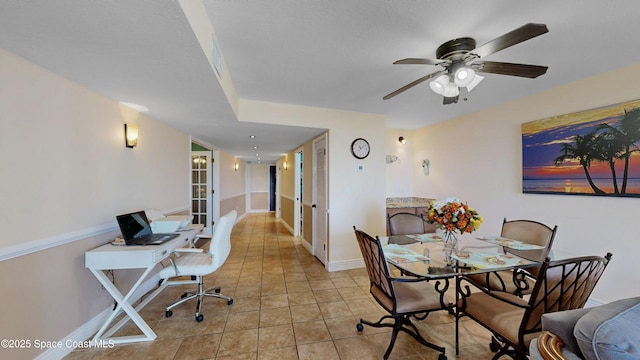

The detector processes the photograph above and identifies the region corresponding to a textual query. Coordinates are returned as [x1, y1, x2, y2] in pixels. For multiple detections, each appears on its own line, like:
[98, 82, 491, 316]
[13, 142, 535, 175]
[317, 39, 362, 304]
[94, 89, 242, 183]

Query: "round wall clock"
[350, 138, 370, 159]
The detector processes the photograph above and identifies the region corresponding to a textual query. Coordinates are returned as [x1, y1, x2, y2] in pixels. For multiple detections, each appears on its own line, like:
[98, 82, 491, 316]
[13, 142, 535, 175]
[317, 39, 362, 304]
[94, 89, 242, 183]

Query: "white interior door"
[191, 151, 212, 234]
[313, 136, 328, 265]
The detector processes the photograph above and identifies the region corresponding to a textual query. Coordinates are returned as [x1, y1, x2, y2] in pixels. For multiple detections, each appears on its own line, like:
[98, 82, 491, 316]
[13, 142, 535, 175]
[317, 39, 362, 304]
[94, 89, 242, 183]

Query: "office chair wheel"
[191, 275, 197, 281]
[438, 353, 447, 360]
[215, 288, 221, 293]
[227, 299, 233, 305]
[181, 293, 188, 299]
[195, 314, 204, 322]
[356, 323, 364, 332]
[165, 310, 172, 318]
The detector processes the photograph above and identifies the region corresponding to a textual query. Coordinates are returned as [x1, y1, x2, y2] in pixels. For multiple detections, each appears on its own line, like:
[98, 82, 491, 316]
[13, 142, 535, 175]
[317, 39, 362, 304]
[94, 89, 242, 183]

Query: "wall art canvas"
[522, 99, 640, 197]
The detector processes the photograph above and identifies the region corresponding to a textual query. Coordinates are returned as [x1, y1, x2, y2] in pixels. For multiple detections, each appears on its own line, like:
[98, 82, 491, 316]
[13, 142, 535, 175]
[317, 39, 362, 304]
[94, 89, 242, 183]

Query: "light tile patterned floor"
[65, 213, 502, 359]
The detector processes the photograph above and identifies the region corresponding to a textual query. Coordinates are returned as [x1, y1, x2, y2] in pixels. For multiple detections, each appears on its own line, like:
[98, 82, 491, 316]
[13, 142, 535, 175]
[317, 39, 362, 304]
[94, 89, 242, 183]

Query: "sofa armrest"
[542, 307, 593, 356]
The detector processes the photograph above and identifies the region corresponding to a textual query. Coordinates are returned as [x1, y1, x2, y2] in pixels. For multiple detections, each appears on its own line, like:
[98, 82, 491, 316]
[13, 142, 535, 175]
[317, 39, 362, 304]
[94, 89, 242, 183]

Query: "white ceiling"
[2, 1, 640, 162]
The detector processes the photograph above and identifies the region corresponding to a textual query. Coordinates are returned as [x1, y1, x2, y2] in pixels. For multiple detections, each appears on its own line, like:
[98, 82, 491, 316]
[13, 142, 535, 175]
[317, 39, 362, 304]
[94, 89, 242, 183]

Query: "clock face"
[351, 138, 370, 159]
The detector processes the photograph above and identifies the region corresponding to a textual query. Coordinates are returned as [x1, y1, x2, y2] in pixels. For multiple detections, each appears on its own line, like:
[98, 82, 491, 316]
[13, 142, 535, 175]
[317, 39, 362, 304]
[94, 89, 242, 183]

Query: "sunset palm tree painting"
[522, 99, 640, 197]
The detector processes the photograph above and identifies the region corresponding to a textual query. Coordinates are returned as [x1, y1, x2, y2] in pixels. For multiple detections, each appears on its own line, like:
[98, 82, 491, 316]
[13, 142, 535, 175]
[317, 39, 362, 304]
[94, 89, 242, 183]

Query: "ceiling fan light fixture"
[429, 74, 449, 95]
[454, 66, 476, 87]
[465, 73, 484, 92]
[442, 82, 460, 97]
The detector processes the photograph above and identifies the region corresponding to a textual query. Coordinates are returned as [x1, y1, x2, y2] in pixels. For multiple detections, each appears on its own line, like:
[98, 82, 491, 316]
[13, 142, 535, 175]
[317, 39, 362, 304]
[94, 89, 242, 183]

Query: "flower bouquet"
[426, 197, 483, 244]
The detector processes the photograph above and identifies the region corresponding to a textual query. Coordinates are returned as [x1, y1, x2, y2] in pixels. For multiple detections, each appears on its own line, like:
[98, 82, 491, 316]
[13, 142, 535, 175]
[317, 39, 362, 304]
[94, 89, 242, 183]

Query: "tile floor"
[65, 213, 501, 360]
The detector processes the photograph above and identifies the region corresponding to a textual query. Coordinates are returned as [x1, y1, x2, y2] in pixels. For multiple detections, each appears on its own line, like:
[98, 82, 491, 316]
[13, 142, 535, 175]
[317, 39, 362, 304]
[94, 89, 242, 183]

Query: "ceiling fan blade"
[474, 60, 548, 78]
[471, 23, 548, 59]
[393, 58, 446, 66]
[383, 70, 446, 100]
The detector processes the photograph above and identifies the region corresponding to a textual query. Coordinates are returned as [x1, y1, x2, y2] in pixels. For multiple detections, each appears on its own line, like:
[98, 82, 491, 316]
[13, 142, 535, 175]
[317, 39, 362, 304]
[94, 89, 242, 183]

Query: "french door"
[191, 151, 212, 234]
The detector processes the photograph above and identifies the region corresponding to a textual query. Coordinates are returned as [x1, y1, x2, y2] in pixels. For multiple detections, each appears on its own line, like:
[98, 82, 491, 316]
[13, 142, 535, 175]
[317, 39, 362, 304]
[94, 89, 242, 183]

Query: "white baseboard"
[327, 258, 364, 272]
[34, 307, 111, 360]
[300, 237, 313, 255]
[35, 274, 166, 360]
[279, 218, 294, 235]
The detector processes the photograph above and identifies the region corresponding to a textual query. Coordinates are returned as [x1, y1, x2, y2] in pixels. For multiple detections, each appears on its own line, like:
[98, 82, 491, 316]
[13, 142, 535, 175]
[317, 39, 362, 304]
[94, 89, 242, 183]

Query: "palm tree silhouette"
[554, 132, 605, 194]
[591, 131, 625, 194]
[597, 108, 640, 194]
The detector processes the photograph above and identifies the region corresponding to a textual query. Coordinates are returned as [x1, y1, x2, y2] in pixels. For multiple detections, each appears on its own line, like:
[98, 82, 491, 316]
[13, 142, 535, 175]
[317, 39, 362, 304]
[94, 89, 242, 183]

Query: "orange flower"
[426, 198, 482, 235]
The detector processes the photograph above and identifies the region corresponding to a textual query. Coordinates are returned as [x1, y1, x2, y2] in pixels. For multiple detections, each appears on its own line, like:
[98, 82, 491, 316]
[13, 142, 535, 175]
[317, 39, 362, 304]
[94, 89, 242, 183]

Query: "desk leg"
[90, 267, 157, 344]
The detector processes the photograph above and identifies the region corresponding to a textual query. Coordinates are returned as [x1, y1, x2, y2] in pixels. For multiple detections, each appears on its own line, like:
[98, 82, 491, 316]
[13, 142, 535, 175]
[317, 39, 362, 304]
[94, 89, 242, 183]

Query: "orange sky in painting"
[524, 153, 640, 179]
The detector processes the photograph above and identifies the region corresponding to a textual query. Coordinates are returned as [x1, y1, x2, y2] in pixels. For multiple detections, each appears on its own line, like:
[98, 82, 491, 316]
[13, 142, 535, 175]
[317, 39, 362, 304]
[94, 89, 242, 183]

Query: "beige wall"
[219, 150, 246, 217]
[410, 62, 640, 303]
[220, 194, 246, 218]
[385, 128, 415, 197]
[281, 196, 294, 226]
[279, 149, 296, 230]
[0, 48, 190, 358]
[249, 163, 270, 211]
[250, 192, 269, 210]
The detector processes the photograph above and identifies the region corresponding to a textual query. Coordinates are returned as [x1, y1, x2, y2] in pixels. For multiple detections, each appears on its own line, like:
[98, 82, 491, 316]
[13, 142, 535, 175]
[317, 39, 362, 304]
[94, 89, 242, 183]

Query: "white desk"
[85, 225, 202, 344]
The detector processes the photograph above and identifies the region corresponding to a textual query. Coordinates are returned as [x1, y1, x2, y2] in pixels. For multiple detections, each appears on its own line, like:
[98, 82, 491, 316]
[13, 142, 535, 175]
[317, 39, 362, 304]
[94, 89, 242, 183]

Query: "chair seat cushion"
[574, 297, 640, 360]
[459, 291, 538, 347]
[159, 252, 214, 278]
[371, 279, 447, 314]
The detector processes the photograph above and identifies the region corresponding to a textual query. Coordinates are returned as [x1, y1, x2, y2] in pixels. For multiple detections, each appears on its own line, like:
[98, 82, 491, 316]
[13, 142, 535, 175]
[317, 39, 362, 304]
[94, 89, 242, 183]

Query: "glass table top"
[378, 234, 541, 279]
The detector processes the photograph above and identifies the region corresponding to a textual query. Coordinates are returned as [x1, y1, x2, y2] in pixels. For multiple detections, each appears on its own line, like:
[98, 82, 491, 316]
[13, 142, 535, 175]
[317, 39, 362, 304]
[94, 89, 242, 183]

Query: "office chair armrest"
[166, 248, 204, 276]
[191, 233, 212, 248]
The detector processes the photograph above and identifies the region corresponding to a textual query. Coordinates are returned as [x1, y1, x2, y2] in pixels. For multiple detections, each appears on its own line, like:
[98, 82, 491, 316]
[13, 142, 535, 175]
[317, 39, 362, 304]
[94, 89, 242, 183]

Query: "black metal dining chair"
[464, 218, 557, 296]
[387, 212, 426, 235]
[457, 252, 612, 360]
[353, 226, 448, 360]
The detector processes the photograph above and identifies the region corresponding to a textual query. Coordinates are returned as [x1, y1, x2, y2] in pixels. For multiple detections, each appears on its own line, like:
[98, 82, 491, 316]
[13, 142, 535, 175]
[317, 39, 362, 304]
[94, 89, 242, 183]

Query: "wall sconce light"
[283, 161, 288, 171]
[234, 162, 239, 171]
[398, 136, 406, 145]
[422, 159, 430, 176]
[124, 124, 139, 148]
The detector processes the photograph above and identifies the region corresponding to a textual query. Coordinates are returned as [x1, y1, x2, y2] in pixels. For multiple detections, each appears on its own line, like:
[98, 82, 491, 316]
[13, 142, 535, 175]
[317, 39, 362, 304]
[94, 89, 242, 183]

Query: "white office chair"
[159, 210, 237, 322]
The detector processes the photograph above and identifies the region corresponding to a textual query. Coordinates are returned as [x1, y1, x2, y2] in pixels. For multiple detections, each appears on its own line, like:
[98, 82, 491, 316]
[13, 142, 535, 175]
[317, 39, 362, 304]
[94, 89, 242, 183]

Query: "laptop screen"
[116, 211, 152, 242]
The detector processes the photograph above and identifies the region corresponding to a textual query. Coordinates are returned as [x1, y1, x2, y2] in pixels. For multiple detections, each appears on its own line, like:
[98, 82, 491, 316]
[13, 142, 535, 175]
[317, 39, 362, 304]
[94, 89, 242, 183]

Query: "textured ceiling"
[2, 1, 640, 162]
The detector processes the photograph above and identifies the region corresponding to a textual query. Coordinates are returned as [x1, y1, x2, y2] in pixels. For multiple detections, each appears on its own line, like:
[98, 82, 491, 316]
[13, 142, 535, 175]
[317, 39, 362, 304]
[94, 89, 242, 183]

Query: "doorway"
[269, 165, 276, 212]
[191, 150, 212, 234]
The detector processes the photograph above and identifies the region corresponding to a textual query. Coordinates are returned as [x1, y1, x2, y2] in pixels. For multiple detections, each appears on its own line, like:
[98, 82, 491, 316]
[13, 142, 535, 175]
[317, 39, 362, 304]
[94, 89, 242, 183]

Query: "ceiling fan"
[383, 23, 549, 104]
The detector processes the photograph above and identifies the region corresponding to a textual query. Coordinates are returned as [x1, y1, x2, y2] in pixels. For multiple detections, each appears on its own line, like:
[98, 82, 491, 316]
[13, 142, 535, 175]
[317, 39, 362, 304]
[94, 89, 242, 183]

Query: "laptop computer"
[116, 211, 179, 246]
